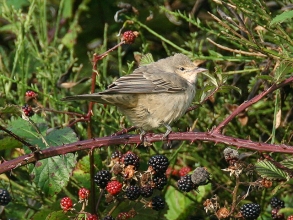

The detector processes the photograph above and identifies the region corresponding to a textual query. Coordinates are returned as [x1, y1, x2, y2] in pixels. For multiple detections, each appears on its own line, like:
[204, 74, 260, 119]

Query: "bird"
[62, 53, 207, 138]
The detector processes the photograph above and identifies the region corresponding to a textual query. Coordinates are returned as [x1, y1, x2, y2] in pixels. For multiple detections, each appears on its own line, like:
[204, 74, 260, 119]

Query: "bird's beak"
[195, 67, 207, 73]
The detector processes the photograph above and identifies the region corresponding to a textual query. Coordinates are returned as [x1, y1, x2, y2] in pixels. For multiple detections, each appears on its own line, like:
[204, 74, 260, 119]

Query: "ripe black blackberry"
[94, 170, 112, 189]
[0, 189, 11, 206]
[240, 203, 261, 220]
[148, 155, 169, 174]
[270, 197, 285, 209]
[177, 175, 195, 192]
[152, 174, 167, 190]
[123, 151, 140, 170]
[125, 185, 140, 200]
[102, 216, 115, 220]
[151, 195, 165, 211]
[140, 185, 153, 198]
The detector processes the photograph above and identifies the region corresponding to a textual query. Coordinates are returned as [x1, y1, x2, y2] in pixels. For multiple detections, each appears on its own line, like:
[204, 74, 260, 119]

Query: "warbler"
[62, 53, 206, 137]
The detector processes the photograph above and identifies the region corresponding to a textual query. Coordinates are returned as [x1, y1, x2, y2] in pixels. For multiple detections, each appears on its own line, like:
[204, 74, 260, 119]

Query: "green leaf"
[31, 127, 78, 197]
[280, 158, 293, 169]
[271, 10, 293, 25]
[218, 85, 241, 95]
[7, 116, 48, 142]
[45, 210, 69, 220]
[255, 160, 289, 180]
[202, 72, 218, 87]
[139, 53, 155, 66]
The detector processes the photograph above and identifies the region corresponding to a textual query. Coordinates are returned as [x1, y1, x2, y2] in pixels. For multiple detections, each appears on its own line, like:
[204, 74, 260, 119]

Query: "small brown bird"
[62, 53, 206, 137]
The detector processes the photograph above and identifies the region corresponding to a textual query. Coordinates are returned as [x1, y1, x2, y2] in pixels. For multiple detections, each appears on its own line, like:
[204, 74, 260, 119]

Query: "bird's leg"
[139, 129, 146, 142]
[163, 124, 172, 139]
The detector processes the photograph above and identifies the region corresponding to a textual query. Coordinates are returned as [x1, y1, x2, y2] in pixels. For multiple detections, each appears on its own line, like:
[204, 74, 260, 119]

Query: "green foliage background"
[1, 0, 293, 219]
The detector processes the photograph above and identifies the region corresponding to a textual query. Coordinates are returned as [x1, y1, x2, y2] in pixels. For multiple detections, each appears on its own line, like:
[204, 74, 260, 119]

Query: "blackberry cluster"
[94, 170, 112, 189]
[0, 189, 11, 206]
[153, 174, 167, 190]
[140, 185, 153, 198]
[148, 155, 169, 174]
[151, 196, 165, 211]
[123, 151, 140, 169]
[240, 203, 261, 220]
[270, 197, 285, 209]
[177, 175, 195, 192]
[125, 185, 140, 200]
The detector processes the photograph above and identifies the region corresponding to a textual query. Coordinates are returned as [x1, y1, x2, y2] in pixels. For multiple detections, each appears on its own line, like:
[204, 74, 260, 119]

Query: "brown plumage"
[62, 53, 207, 137]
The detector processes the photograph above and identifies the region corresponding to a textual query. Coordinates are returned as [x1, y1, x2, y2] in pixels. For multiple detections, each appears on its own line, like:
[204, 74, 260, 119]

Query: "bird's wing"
[100, 66, 189, 94]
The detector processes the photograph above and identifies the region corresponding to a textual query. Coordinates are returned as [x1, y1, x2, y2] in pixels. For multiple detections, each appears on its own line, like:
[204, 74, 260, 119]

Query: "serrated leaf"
[280, 158, 293, 169]
[139, 53, 154, 66]
[218, 85, 241, 95]
[8, 116, 48, 142]
[271, 10, 293, 25]
[31, 127, 78, 197]
[255, 160, 289, 180]
[202, 72, 218, 87]
[256, 75, 274, 81]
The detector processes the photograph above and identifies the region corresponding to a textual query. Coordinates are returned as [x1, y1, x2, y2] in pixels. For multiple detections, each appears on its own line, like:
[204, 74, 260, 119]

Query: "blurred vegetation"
[0, 0, 293, 219]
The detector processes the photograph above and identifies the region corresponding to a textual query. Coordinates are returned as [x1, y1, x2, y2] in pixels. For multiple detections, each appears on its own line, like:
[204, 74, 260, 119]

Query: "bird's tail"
[61, 93, 107, 104]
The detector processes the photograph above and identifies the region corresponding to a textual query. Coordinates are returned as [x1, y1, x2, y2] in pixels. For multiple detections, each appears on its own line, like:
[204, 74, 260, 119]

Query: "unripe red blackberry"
[116, 212, 131, 220]
[122, 31, 138, 44]
[94, 170, 112, 189]
[287, 216, 293, 220]
[179, 166, 191, 177]
[78, 187, 90, 200]
[0, 189, 11, 206]
[60, 197, 73, 211]
[86, 213, 98, 220]
[140, 185, 153, 198]
[106, 180, 122, 196]
[125, 185, 140, 201]
[152, 174, 167, 190]
[25, 91, 37, 98]
[177, 175, 195, 192]
[122, 151, 140, 170]
[148, 155, 169, 174]
[240, 203, 261, 220]
[151, 195, 165, 211]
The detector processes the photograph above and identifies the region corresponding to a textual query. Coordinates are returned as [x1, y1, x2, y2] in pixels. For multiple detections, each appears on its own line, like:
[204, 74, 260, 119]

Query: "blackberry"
[270, 197, 285, 209]
[153, 174, 167, 190]
[111, 151, 122, 160]
[240, 203, 261, 220]
[177, 175, 195, 192]
[102, 216, 115, 220]
[148, 155, 169, 174]
[122, 151, 140, 169]
[125, 185, 140, 200]
[94, 170, 112, 189]
[140, 185, 153, 198]
[22, 104, 34, 117]
[151, 195, 165, 211]
[0, 189, 11, 206]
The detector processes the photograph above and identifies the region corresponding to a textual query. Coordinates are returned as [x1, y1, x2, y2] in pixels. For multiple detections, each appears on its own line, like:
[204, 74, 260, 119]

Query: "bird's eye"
[179, 67, 185, 71]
